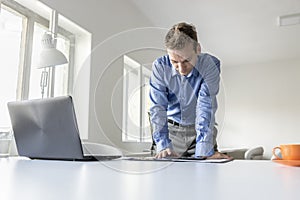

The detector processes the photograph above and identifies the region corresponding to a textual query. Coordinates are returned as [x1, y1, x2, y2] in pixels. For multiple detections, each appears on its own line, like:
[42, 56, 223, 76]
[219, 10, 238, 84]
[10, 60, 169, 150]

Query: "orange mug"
[272, 144, 300, 160]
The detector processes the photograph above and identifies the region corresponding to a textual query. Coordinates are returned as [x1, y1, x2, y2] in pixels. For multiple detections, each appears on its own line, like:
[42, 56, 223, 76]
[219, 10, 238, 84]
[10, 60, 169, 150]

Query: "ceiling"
[128, 0, 300, 67]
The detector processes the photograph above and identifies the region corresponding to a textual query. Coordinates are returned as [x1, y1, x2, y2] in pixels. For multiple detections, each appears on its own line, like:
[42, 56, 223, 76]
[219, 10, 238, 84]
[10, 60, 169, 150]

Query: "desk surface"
[1, 158, 300, 200]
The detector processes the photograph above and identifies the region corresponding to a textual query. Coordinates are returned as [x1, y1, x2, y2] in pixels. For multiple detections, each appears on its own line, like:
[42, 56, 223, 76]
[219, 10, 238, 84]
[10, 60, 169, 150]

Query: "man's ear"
[197, 43, 201, 54]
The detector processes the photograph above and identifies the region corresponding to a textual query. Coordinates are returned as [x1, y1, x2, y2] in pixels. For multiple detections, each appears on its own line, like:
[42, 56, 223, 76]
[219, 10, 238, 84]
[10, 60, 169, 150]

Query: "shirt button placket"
[180, 77, 186, 124]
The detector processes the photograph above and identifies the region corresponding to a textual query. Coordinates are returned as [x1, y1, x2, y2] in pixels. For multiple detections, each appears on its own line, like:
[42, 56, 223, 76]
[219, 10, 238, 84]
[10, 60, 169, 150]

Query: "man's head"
[165, 22, 201, 76]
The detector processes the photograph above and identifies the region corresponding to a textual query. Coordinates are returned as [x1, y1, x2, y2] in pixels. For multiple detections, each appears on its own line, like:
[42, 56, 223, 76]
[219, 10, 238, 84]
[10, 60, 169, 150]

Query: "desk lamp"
[37, 32, 68, 98]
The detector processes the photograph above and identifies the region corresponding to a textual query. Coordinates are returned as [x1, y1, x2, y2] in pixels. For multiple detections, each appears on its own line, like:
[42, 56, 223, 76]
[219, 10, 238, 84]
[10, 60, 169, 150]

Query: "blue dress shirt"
[149, 53, 220, 157]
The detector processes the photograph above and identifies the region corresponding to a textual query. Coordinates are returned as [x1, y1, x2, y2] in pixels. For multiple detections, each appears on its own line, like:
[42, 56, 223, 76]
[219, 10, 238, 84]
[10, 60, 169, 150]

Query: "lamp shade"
[37, 32, 68, 68]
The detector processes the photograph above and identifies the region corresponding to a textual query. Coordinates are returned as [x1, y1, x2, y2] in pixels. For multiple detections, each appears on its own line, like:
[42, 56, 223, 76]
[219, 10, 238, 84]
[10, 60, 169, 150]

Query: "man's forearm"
[150, 105, 172, 152]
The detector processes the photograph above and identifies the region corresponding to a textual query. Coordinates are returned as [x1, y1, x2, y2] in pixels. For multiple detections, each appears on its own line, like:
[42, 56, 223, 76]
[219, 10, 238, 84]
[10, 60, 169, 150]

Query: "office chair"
[244, 146, 264, 160]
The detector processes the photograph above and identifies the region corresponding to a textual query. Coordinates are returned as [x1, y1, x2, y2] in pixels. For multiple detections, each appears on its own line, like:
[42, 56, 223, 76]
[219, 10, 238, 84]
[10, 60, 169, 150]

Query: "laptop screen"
[7, 96, 86, 160]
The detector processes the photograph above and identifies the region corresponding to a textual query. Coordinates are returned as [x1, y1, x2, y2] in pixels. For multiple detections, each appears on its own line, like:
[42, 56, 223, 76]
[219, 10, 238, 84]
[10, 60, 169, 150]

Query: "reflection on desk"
[0, 157, 300, 200]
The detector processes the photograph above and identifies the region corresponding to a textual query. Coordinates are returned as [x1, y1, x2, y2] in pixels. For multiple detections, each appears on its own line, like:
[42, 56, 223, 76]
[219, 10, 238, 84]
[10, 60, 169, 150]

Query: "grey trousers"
[167, 122, 218, 157]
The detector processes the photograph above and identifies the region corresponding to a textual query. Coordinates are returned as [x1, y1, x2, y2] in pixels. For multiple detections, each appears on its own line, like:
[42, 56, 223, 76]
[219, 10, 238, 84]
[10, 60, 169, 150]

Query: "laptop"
[7, 95, 121, 161]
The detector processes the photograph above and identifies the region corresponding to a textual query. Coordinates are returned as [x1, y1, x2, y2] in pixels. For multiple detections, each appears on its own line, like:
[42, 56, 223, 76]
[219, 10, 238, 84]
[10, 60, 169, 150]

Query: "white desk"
[0, 158, 300, 200]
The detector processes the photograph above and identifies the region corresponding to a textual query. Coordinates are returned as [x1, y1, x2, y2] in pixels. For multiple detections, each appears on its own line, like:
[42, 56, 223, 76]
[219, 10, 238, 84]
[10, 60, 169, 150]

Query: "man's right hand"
[155, 148, 179, 158]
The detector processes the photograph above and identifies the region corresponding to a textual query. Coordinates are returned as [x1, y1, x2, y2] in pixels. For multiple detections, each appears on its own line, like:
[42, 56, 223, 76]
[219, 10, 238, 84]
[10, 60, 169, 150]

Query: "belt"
[168, 119, 180, 126]
[168, 119, 195, 127]
[167, 119, 194, 127]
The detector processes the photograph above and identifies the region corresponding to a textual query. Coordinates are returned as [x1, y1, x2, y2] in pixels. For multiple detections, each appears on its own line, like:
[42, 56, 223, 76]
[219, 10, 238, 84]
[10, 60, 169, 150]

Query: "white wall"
[40, 0, 155, 153]
[218, 59, 300, 158]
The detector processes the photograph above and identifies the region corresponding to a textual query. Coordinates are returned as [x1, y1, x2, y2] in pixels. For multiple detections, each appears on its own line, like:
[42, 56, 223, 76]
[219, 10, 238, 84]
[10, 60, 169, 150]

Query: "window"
[0, 0, 91, 134]
[122, 55, 152, 142]
[0, 5, 23, 127]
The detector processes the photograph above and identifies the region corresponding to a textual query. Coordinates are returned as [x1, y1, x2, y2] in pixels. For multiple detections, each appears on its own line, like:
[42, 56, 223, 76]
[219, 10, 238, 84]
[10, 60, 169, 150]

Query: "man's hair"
[165, 22, 198, 51]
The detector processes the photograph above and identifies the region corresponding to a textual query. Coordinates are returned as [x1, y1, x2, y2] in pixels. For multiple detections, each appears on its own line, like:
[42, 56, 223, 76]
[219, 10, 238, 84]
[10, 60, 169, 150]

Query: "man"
[149, 22, 230, 159]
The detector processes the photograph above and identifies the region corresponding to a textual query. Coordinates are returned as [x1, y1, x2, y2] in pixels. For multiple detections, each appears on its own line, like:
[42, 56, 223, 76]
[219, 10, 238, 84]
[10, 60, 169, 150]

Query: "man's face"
[167, 42, 199, 76]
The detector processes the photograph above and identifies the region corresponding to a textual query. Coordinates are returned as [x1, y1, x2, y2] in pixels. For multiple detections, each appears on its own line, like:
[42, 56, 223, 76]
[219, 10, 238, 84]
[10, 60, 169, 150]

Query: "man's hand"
[155, 148, 179, 159]
[207, 151, 232, 159]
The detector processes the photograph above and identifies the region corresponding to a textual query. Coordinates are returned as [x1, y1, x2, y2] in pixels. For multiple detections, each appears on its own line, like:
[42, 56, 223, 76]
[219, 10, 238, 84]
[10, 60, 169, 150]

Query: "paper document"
[123, 156, 234, 163]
